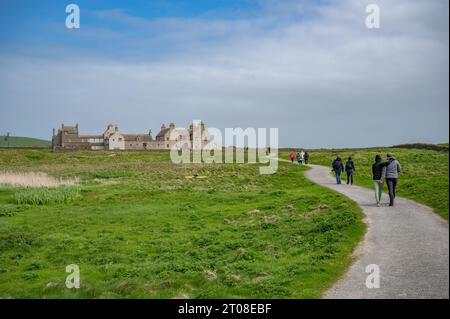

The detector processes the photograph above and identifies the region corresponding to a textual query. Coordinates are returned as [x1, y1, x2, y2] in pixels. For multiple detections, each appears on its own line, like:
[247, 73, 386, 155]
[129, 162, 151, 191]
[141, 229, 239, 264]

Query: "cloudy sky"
[0, 0, 448, 148]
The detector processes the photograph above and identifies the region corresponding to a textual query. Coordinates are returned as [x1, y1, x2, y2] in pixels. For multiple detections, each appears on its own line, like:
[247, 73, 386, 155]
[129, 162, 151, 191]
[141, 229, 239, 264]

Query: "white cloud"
[0, 0, 448, 147]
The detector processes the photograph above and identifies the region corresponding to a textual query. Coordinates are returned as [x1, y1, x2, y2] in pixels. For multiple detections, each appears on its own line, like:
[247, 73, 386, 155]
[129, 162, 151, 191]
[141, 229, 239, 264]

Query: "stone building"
[52, 122, 210, 151]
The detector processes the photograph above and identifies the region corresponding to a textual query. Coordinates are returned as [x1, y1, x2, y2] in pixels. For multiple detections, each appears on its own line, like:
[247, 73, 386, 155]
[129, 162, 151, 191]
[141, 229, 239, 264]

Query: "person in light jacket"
[385, 152, 401, 207]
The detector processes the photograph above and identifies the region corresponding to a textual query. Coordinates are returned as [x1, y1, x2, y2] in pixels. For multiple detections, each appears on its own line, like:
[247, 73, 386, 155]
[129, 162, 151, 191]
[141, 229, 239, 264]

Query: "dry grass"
[0, 172, 79, 188]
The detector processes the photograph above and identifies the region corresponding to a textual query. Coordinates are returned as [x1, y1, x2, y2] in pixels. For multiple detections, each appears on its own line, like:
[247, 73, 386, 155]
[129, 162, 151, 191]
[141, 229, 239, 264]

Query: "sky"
[0, 0, 448, 148]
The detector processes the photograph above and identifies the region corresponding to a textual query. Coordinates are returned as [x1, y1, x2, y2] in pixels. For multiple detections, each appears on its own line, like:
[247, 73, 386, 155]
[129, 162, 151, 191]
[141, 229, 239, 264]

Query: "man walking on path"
[332, 156, 344, 184]
[385, 152, 401, 206]
[345, 157, 355, 185]
[304, 151, 310, 164]
[372, 154, 387, 207]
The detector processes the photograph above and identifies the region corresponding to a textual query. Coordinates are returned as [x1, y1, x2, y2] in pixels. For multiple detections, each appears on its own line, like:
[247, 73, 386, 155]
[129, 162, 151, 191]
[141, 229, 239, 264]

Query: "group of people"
[331, 156, 355, 185]
[331, 153, 401, 207]
[290, 150, 309, 165]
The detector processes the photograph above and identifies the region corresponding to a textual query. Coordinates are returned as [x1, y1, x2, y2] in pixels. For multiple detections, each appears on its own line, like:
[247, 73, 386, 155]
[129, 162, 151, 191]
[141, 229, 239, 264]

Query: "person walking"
[385, 152, 401, 206]
[300, 150, 305, 164]
[304, 151, 310, 164]
[297, 152, 303, 164]
[289, 152, 295, 163]
[345, 157, 355, 185]
[372, 154, 387, 207]
[332, 156, 344, 184]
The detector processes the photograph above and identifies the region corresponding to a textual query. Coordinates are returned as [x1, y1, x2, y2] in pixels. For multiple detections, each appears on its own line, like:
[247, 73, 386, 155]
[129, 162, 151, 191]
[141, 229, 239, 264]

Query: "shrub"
[13, 187, 81, 205]
[0, 204, 28, 217]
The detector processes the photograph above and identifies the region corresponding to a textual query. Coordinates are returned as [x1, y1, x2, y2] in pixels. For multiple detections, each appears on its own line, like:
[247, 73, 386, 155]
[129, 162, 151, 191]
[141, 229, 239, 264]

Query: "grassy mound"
[0, 136, 50, 148]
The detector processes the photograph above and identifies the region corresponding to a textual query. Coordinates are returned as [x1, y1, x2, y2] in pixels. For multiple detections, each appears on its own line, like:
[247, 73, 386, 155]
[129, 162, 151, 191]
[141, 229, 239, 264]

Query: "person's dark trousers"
[335, 171, 342, 184]
[386, 178, 398, 206]
[346, 171, 354, 185]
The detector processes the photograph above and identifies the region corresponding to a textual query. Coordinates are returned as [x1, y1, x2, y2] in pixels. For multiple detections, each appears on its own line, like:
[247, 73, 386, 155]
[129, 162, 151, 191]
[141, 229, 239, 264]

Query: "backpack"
[346, 161, 354, 170]
[333, 160, 342, 170]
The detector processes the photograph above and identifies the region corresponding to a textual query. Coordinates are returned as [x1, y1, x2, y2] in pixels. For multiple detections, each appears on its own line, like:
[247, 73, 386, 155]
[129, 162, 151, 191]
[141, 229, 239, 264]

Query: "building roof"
[156, 128, 170, 139]
[123, 134, 152, 142]
[78, 134, 103, 139]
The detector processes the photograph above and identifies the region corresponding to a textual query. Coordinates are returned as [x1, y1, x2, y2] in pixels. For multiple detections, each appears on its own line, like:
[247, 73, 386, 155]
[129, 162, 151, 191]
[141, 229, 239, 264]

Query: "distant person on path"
[345, 157, 355, 185]
[297, 152, 304, 164]
[385, 152, 402, 207]
[372, 154, 387, 207]
[290, 152, 295, 163]
[332, 156, 344, 184]
[300, 150, 306, 164]
[304, 151, 310, 164]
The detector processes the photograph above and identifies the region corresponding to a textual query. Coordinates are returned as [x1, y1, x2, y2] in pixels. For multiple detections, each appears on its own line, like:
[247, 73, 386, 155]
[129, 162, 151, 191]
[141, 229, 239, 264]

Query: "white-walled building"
[52, 122, 210, 151]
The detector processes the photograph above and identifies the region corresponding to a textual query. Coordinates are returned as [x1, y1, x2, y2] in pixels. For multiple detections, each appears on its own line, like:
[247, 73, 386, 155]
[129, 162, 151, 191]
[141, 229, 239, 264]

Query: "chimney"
[53, 128, 56, 136]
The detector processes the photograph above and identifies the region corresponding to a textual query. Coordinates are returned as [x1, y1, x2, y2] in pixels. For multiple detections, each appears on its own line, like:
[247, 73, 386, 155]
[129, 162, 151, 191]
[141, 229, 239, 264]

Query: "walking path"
[303, 164, 449, 298]
[276, 157, 449, 298]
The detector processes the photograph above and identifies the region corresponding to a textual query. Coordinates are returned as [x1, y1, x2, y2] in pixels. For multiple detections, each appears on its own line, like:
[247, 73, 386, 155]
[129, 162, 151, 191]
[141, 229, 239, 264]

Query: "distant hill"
[0, 136, 51, 148]
[392, 143, 449, 152]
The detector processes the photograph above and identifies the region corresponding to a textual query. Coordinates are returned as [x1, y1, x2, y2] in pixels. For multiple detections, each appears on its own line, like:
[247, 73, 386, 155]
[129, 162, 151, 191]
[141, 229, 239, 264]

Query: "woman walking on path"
[332, 156, 345, 184]
[290, 152, 295, 163]
[297, 151, 304, 164]
[385, 152, 402, 207]
[300, 150, 305, 164]
[345, 157, 355, 185]
[372, 154, 387, 207]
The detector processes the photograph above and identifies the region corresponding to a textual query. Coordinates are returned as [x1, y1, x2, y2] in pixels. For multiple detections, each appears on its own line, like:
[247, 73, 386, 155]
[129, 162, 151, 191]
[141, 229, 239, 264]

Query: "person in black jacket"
[372, 154, 388, 207]
[304, 151, 310, 164]
[345, 157, 355, 185]
[332, 156, 344, 184]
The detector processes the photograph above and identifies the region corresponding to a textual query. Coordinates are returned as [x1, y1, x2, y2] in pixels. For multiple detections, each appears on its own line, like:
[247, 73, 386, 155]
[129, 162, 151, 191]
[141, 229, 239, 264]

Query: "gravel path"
[302, 164, 449, 299]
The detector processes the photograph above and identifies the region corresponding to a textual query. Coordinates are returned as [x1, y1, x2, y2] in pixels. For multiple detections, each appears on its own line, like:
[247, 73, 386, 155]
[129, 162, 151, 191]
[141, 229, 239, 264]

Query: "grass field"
[0, 136, 50, 148]
[282, 147, 449, 220]
[0, 149, 365, 298]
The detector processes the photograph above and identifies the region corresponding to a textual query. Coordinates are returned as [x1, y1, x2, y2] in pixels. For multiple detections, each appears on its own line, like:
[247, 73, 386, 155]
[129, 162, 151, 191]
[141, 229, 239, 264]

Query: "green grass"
[0, 136, 50, 148]
[0, 149, 365, 298]
[13, 187, 81, 205]
[282, 147, 449, 220]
